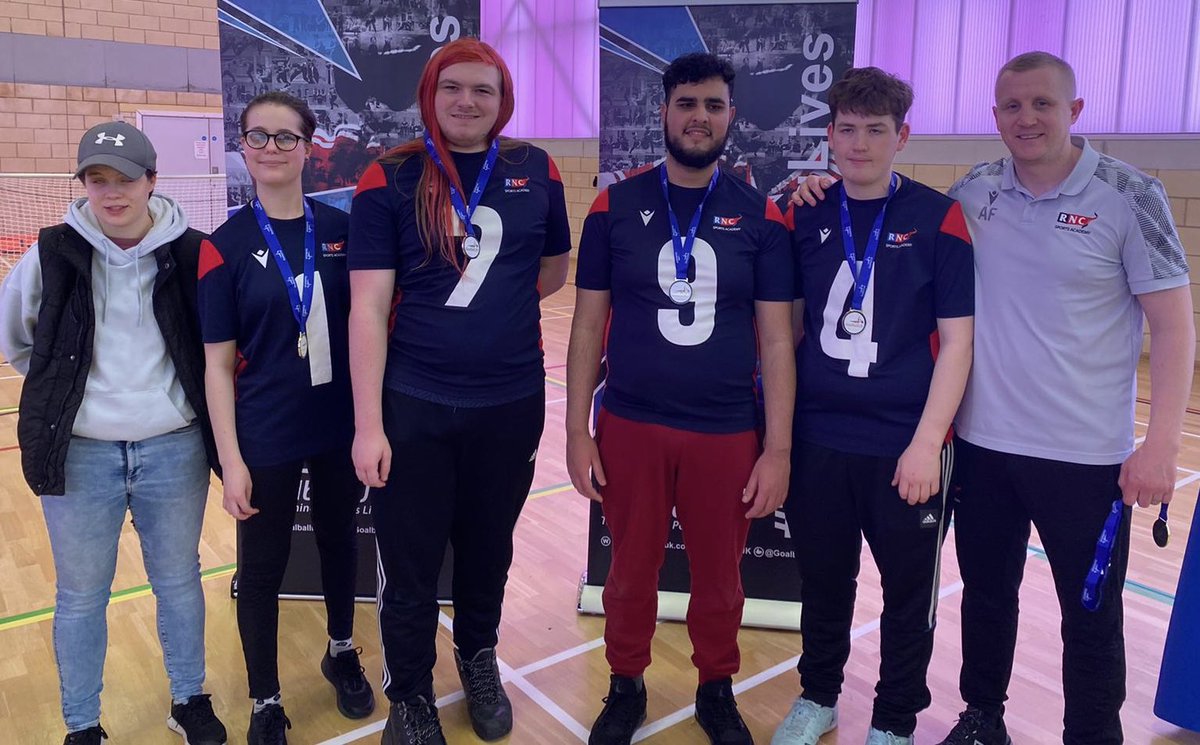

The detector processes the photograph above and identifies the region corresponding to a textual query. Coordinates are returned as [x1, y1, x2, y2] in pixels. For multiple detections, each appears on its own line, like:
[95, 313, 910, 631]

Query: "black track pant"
[786, 440, 952, 736]
[952, 436, 1129, 745]
[371, 389, 544, 703]
[236, 446, 361, 699]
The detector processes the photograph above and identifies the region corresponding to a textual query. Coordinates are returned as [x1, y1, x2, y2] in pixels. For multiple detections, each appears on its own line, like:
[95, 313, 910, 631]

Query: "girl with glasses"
[198, 91, 374, 745]
[348, 38, 571, 745]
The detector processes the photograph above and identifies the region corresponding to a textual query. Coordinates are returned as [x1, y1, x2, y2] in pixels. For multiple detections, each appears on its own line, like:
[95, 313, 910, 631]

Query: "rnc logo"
[1055, 211, 1099, 234]
[504, 177, 530, 192]
[322, 240, 345, 256]
[1057, 211, 1098, 227]
[712, 214, 743, 231]
[887, 228, 917, 245]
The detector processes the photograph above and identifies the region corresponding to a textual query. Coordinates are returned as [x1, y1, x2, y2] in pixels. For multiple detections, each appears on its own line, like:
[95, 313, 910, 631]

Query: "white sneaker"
[865, 727, 913, 745]
[770, 698, 837, 745]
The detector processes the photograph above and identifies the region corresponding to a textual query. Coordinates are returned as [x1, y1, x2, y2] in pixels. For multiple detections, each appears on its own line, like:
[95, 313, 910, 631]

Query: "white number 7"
[819, 262, 878, 377]
[445, 205, 503, 307]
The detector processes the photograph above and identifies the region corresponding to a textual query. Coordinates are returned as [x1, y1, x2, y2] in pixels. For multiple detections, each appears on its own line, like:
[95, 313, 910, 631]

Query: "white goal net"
[0, 174, 228, 285]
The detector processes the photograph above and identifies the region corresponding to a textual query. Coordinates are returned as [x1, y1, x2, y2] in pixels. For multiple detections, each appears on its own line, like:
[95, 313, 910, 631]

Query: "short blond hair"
[997, 51, 1077, 99]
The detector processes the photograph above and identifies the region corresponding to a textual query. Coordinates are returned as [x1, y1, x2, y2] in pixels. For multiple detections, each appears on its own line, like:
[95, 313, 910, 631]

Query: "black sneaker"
[247, 703, 292, 745]
[938, 706, 1012, 745]
[382, 696, 447, 745]
[64, 725, 107, 745]
[588, 675, 647, 745]
[167, 694, 227, 744]
[454, 647, 512, 740]
[321, 647, 376, 719]
[694, 677, 752, 745]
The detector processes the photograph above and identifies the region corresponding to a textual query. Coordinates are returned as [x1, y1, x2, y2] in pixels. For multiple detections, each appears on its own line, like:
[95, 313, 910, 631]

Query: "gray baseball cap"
[75, 121, 157, 179]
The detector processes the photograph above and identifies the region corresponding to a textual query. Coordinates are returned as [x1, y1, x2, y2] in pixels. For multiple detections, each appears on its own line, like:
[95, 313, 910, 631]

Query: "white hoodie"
[0, 194, 197, 441]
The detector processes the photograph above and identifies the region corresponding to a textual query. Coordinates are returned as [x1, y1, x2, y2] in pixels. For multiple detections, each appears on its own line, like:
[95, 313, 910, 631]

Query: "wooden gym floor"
[1, 285, 1198, 744]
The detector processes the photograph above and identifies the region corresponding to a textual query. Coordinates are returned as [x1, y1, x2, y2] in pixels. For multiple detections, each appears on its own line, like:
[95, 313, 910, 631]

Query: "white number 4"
[819, 262, 878, 377]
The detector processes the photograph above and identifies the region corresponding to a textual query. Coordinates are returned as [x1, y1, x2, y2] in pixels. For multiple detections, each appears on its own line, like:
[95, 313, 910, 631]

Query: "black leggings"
[371, 389, 545, 703]
[236, 446, 361, 699]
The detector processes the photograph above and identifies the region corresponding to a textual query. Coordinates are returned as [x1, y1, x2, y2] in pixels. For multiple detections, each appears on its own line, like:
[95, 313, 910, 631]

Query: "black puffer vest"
[17, 223, 216, 495]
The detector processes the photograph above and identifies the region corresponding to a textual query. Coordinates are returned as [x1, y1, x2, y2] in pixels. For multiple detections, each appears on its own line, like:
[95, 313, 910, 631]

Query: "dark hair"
[997, 51, 1077, 99]
[662, 53, 736, 103]
[828, 67, 914, 131]
[239, 91, 317, 140]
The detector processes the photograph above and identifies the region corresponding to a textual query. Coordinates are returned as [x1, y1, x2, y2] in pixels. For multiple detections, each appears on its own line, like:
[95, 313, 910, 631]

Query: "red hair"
[378, 38, 516, 272]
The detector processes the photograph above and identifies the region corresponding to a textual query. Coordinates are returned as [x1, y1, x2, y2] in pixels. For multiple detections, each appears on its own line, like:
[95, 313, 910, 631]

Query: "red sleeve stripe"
[783, 202, 796, 231]
[764, 197, 787, 227]
[588, 188, 610, 216]
[548, 156, 562, 183]
[354, 162, 388, 197]
[197, 239, 224, 281]
[939, 201, 971, 244]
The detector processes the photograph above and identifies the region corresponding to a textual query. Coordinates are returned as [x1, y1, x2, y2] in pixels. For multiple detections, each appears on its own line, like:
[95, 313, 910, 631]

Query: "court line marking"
[632, 581, 963, 741]
[0, 563, 237, 631]
[0, 482, 578, 633]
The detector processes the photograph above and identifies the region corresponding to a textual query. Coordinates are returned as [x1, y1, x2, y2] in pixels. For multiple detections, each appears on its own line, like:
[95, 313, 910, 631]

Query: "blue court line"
[1027, 544, 1175, 606]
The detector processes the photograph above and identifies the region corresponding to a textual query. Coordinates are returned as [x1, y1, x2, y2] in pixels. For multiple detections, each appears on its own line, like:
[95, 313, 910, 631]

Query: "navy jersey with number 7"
[348, 142, 571, 407]
[576, 167, 793, 434]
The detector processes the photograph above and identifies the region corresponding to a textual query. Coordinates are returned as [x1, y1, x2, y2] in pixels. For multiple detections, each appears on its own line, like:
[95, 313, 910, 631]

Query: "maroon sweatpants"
[596, 408, 760, 683]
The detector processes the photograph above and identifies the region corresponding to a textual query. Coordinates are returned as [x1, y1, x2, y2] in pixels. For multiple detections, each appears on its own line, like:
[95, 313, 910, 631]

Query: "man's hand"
[567, 430, 607, 502]
[892, 441, 941, 505]
[789, 173, 838, 207]
[1119, 440, 1178, 507]
[353, 426, 392, 489]
[742, 448, 790, 519]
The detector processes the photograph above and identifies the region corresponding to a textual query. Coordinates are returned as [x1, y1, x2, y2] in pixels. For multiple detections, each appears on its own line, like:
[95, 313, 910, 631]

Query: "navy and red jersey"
[348, 141, 571, 407]
[197, 199, 353, 467]
[789, 176, 974, 458]
[576, 167, 793, 434]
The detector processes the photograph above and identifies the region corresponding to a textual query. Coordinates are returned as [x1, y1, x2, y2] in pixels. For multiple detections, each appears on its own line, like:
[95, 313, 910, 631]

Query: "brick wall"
[1, 0, 218, 49]
[0, 82, 220, 172]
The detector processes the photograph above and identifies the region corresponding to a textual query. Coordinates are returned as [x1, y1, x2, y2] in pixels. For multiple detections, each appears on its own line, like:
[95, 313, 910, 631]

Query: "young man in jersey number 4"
[567, 53, 796, 745]
[771, 67, 973, 745]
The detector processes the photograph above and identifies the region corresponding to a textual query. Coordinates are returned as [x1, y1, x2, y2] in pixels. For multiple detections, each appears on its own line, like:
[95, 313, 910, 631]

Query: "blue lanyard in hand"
[660, 163, 718, 305]
[1082, 499, 1124, 612]
[424, 134, 499, 258]
[251, 197, 314, 359]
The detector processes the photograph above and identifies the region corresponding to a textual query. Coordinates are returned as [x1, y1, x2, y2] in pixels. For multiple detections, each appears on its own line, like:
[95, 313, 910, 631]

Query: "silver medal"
[297, 331, 308, 359]
[840, 309, 867, 335]
[668, 279, 693, 305]
[463, 235, 481, 259]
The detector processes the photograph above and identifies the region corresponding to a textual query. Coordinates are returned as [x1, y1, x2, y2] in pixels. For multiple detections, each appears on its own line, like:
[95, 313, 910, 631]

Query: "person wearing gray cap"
[0, 121, 228, 745]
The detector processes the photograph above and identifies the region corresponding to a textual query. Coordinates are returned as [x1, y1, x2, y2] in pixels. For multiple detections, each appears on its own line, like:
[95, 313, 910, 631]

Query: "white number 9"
[657, 238, 717, 346]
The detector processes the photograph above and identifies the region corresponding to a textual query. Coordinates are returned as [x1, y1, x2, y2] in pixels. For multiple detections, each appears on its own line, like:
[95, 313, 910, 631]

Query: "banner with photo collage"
[580, 0, 858, 630]
[219, 0, 480, 601]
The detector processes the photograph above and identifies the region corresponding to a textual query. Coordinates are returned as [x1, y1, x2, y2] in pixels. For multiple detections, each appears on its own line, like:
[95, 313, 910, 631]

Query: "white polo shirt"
[950, 137, 1190, 466]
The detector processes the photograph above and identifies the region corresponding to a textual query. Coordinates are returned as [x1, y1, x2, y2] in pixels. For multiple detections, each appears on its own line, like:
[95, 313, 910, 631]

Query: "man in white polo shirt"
[939, 52, 1194, 745]
[792, 51, 1195, 745]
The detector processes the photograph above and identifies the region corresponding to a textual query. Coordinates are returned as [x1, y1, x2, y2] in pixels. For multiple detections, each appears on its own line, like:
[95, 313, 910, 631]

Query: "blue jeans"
[40, 423, 210, 732]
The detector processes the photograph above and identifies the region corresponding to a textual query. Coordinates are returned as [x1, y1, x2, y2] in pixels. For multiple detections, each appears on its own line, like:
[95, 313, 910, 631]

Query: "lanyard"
[660, 163, 719, 283]
[1082, 499, 1124, 612]
[838, 172, 898, 311]
[424, 133, 499, 246]
[251, 197, 314, 358]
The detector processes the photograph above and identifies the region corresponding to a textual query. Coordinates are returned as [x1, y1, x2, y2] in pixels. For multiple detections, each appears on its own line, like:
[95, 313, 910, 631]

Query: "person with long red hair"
[347, 38, 571, 745]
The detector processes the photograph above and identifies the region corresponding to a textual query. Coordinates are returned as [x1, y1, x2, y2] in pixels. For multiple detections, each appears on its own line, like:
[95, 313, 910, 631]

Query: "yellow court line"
[0, 565, 237, 632]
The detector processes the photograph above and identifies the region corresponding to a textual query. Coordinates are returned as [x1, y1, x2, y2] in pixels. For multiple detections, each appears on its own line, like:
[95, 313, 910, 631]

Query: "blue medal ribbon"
[838, 172, 899, 312]
[251, 198, 314, 350]
[1082, 499, 1125, 611]
[423, 133, 500, 243]
[660, 163, 719, 283]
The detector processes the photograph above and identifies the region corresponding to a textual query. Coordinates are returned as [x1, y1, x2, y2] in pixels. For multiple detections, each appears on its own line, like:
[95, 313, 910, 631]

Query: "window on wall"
[854, 0, 1200, 135]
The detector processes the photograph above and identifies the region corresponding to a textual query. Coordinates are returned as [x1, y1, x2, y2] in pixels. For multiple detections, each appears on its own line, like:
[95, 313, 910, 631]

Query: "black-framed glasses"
[242, 130, 307, 151]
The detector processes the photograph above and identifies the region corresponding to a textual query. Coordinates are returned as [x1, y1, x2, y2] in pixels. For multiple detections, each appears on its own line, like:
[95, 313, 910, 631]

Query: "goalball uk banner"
[580, 0, 858, 630]
[220, 0, 479, 601]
